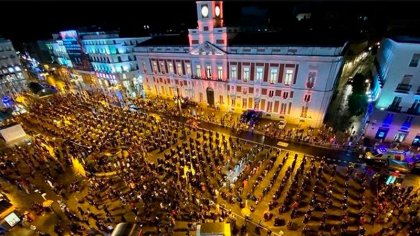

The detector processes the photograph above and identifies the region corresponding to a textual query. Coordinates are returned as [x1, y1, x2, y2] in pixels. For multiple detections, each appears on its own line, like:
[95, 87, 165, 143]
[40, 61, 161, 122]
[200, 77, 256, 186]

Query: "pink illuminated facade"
[135, 1, 347, 128]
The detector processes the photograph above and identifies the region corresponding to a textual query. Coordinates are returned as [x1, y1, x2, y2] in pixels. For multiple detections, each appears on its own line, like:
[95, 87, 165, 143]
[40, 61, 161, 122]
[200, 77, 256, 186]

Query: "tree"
[347, 73, 369, 117]
[352, 73, 367, 94]
[348, 94, 368, 116]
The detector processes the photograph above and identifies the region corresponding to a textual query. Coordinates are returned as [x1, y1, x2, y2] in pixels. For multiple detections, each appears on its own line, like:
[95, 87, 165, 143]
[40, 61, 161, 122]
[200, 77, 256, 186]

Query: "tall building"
[365, 36, 420, 146]
[49, 30, 150, 96]
[0, 38, 27, 99]
[82, 34, 150, 97]
[22, 40, 54, 64]
[135, 1, 347, 128]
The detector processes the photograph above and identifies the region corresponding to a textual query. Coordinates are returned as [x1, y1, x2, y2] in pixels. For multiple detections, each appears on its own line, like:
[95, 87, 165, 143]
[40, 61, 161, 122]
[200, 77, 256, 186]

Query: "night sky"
[1, 1, 420, 46]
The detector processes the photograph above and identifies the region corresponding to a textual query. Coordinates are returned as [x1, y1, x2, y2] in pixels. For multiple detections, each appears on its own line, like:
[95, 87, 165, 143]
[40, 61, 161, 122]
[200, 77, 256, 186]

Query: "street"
[0, 91, 419, 236]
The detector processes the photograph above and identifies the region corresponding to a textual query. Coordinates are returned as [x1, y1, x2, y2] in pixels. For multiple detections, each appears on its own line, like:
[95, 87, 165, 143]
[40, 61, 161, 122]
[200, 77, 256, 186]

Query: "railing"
[374, 58, 385, 86]
[416, 86, 420, 95]
[395, 83, 412, 93]
[190, 75, 227, 82]
[388, 105, 402, 112]
[407, 107, 420, 115]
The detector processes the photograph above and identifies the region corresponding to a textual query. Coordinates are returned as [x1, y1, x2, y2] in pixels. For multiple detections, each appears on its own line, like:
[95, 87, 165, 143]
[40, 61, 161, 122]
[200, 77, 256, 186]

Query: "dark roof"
[389, 35, 420, 44]
[385, 25, 420, 44]
[138, 35, 189, 46]
[229, 31, 348, 47]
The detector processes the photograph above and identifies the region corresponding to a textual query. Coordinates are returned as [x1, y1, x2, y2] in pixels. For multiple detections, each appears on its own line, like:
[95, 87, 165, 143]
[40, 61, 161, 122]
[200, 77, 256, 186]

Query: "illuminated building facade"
[365, 37, 420, 146]
[135, 1, 347, 127]
[51, 41, 73, 67]
[0, 38, 27, 100]
[50, 30, 150, 96]
[82, 35, 150, 97]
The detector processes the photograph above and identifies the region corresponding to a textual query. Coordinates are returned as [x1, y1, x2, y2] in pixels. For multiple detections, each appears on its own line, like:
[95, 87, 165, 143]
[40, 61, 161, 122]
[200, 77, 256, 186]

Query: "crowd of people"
[130, 96, 350, 149]
[0, 91, 418, 236]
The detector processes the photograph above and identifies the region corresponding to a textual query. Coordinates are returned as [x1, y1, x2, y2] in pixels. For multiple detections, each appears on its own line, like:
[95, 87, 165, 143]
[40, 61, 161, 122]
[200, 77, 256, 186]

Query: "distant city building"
[0, 38, 27, 99]
[49, 30, 150, 96]
[22, 40, 54, 65]
[296, 13, 312, 21]
[82, 34, 150, 97]
[365, 36, 420, 146]
[135, 1, 347, 128]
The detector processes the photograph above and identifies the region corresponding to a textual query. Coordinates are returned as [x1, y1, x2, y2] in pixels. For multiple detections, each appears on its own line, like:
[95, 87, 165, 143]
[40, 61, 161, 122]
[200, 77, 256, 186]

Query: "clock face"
[215, 6, 221, 17]
[201, 5, 209, 17]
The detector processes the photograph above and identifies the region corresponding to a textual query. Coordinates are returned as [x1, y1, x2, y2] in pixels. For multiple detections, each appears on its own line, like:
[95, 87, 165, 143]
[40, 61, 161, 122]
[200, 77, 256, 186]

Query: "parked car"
[277, 117, 287, 129]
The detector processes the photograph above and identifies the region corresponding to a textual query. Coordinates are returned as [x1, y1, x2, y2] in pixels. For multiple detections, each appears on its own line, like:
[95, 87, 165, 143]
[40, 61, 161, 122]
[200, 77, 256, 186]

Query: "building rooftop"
[0, 38, 11, 44]
[138, 35, 189, 47]
[386, 25, 420, 44]
[229, 31, 348, 47]
[388, 35, 420, 44]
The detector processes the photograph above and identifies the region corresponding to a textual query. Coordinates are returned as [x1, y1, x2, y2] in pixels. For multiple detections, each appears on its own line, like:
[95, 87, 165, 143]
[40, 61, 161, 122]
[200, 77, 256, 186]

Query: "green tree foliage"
[352, 73, 366, 94]
[348, 94, 368, 116]
[347, 73, 368, 117]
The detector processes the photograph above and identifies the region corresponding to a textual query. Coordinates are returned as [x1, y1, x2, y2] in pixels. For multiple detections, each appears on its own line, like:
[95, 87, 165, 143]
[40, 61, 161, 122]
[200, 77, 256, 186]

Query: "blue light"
[2, 96, 13, 108]
[386, 176, 396, 185]
[382, 113, 393, 127]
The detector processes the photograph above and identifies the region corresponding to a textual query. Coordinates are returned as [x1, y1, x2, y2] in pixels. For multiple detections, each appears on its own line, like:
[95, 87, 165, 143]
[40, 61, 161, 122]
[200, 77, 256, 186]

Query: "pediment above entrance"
[190, 42, 225, 56]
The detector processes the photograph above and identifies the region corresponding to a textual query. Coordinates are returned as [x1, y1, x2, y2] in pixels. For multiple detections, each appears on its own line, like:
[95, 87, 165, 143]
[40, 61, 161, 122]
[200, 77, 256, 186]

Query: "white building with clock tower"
[134, 1, 348, 128]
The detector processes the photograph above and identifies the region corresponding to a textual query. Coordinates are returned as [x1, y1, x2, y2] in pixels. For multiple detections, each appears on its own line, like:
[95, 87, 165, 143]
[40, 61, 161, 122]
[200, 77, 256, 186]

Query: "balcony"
[190, 75, 227, 82]
[395, 83, 412, 93]
[388, 105, 402, 112]
[191, 75, 212, 80]
[407, 108, 420, 115]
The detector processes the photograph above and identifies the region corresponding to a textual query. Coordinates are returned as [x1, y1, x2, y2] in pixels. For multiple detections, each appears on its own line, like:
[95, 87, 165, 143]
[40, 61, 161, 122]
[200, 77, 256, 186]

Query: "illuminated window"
[304, 94, 311, 102]
[186, 63, 191, 75]
[152, 62, 158, 73]
[206, 65, 212, 78]
[375, 127, 389, 139]
[168, 62, 174, 74]
[231, 66, 237, 79]
[307, 71, 316, 88]
[409, 54, 420, 67]
[196, 65, 201, 77]
[280, 103, 287, 114]
[301, 106, 309, 118]
[412, 135, 420, 147]
[14, 66, 21, 72]
[270, 68, 278, 83]
[217, 66, 223, 80]
[142, 62, 147, 72]
[393, 131, 408, 143]
[243, 67, 250, 81]
[256, 67, 263, 81]
[177, 63, 183, 75]
[284, 69, 293, 85]
[159, 62, 165, 73]
[400, 74, 413, 85]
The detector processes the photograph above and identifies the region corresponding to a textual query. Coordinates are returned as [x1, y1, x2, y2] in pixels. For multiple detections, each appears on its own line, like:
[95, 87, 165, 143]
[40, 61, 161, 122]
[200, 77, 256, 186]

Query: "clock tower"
[196, 1, 224, 29]
[189, 1, 227, 49]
